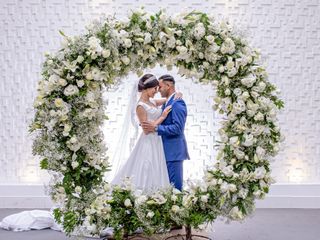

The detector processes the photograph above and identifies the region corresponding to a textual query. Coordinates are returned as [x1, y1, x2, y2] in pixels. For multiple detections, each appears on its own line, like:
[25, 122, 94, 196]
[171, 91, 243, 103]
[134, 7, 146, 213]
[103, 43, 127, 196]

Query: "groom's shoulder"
[172, 99, 187, 108]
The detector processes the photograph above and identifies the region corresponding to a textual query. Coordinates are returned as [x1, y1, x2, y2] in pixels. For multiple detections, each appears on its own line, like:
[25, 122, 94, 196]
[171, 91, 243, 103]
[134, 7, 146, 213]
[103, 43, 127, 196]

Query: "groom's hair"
[159, 74, 175, 85]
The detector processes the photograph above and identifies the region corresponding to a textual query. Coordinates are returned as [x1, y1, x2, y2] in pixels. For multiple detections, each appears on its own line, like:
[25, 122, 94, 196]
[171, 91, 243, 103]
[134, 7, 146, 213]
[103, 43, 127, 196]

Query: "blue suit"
[157, 95, 190, 190]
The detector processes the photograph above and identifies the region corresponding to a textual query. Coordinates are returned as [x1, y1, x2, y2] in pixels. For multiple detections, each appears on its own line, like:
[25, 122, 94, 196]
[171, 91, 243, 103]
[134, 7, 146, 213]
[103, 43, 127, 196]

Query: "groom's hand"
[141, 121, 156, 133]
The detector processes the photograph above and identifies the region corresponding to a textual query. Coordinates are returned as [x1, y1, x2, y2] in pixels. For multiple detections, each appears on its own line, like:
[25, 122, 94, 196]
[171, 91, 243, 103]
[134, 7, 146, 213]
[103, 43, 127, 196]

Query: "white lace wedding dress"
[112, 100, 170, 191]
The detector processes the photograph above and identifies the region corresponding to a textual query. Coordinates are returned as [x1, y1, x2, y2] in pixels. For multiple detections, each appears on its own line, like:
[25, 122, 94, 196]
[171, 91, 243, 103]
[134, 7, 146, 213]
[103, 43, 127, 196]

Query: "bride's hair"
[138, 74, 159, 92]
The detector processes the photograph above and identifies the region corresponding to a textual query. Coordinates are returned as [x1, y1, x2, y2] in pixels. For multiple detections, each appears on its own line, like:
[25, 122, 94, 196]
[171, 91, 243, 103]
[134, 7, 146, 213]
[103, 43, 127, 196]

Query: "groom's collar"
[165, 92, 176, 105]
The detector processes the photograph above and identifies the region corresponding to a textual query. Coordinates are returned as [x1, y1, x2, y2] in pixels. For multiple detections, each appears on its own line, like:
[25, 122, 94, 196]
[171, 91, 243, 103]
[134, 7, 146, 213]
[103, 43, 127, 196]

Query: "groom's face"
[159, 80, 169, 98]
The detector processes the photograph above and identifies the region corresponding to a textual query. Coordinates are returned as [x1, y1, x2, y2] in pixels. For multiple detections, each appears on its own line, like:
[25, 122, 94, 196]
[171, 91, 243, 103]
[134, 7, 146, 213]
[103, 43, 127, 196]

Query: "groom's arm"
[157, 100, 187, 136]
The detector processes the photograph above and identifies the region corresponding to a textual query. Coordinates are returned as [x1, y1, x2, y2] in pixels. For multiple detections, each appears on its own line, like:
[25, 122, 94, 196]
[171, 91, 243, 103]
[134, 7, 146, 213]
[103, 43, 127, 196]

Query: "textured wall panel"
[0, 0, 319, 184]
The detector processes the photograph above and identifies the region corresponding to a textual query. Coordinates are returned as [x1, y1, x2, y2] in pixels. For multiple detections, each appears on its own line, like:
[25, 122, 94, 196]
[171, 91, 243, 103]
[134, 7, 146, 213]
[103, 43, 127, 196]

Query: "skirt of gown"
[112, 132, 170, 192]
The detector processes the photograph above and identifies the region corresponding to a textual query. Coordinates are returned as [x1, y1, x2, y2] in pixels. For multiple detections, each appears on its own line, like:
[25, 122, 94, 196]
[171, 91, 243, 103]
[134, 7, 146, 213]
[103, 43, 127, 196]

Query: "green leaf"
[40, 158, 49, 169]
[59, 30, 66, 37]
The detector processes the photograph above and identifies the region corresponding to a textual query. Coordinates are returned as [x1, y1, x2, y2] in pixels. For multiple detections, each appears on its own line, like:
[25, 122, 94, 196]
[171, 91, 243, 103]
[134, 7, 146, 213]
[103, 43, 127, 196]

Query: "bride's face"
[146, 86, 159, 98]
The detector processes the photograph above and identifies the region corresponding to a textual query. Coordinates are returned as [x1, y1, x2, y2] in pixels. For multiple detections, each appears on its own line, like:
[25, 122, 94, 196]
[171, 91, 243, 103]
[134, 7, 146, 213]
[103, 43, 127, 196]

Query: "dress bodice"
[137, 100, 162, 121]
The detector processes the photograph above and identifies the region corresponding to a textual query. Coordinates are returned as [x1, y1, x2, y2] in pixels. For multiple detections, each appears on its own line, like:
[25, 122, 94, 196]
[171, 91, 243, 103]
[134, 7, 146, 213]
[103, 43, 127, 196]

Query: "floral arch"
[31, 9, 283, 239]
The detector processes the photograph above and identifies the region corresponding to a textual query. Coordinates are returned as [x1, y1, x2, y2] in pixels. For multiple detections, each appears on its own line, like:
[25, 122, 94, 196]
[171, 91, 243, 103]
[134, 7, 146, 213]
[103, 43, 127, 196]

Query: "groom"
[142, 74, 189, 191]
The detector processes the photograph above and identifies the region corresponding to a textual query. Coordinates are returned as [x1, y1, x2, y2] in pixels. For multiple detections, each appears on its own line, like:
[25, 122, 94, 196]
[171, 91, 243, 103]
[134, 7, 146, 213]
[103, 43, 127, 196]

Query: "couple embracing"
[112, 74, 190, 191]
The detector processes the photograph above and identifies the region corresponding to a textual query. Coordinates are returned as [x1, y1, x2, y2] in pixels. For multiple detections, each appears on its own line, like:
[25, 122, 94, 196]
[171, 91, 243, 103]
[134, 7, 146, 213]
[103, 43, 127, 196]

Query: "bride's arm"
[152, 92, 183, 106]
[136, 106, 149, 134]
[153, 98, 166, 106]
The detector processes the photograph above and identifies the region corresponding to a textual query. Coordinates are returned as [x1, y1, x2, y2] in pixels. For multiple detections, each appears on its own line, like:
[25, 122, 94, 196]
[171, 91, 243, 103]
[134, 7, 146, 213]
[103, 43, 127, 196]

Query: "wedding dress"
[112, 100, 170, 191]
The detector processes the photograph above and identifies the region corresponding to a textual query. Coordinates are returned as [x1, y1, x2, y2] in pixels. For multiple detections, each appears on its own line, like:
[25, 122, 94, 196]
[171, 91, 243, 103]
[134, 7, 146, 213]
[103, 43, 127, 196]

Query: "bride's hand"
[174, 91, 183, 100]
[161, 105, 172, 118]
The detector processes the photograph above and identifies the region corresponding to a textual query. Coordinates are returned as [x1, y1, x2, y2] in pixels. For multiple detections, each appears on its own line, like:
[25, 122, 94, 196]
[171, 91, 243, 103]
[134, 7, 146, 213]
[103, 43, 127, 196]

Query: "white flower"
[58, 78, 68, 87]
[144, 33, 152, 44]
[123, 38, 132, 48]
[194, 22, 206, 40]
[205, 35, 215, 44]
[69, 136, 78, 144]
[221, 165, 234, 177]
[229, 206, 243, 220]
[218, 65, 225, 73]
[76, 55, 84, 63]
[135, 195, 147, 205]
[227, 67, 237, 77]
[124, 199, 132, 207]
[171, 205, 180, 213]
[165, 36, 175, 48]
[64, 85, 79, 96]
[102, 49, 111, 58]
[241, 74, 257, 87]
[233, 88, 242, 96]
[71, 161, 79, 169]
[226, 59, 234, 70]
[147, 211, 155, 218]
[254, 166, 266, 179]
[54, 98, 64, 108]
[171, 195, 178, 202]
[242, 134, 254, 147]
[121, 56, 130, 65]
[77, 80, 85, 88]
[75, 186, 82, 194]
[254, 112, 264, 121]
[200, 194, 209, 203]
[234, 149, 245, 159]
[221, 38, 235, 54]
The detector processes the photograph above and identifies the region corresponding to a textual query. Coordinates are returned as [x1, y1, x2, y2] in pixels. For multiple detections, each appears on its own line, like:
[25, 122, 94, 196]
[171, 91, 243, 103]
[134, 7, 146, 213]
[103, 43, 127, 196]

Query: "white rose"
[124, 199, 132, 207]
[102, 49, 111, 58]
[222, 76, 230, 85]
[226, 59, 234, 70]
[71, 161, 79, 169]
[171, 205, 180, 213]
[167, 36, 176, 48]
[69, 136, 77, 144]
[147, 211, 155, 218]
[171, 195, 178, 202]
[227, 67, 237, 77]
[58, 78, 67, 87]
[144, 33, 152, 44]
[54, 98, 64, 108]
[242, 134, 254, 147]
[254, 166, 266, 179]
[177, 45, 188, 55]
[241, 91, 250, 100]
[75, 186, 82, 194]
[234, 149, 245, 159]
[123, 38, 132, 48]
[76, 55, 84, 63]
[229, 206, 243, 220]
[225, 89, 231, 95]
[121, 56, 130, 65]
[77, 80, 85, 88]
[254, 112, 264, 121]
[233, 88, 242, 96]
[194, 22, 206, 40]
[200, 194, 209, 203]
[218, 65, 225, 73]
[205, 35, 215, 44]
[64, 85, 79, 96]
[241, 74, 256, 87]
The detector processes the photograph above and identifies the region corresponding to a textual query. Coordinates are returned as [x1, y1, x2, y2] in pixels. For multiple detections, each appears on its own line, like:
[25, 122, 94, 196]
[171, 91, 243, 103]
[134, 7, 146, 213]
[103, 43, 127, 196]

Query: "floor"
[0, 209, 319, 240]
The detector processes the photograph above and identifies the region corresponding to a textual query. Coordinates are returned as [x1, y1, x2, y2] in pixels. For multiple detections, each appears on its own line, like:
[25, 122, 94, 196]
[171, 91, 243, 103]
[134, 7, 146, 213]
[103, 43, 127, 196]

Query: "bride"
[112, 73, 174, 191]
[0, 73, 179, 232]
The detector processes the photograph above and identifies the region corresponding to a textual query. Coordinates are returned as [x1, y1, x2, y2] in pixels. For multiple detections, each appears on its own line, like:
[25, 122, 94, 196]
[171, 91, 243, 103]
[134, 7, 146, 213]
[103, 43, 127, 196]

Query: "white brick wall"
[1, 0, 320, 187]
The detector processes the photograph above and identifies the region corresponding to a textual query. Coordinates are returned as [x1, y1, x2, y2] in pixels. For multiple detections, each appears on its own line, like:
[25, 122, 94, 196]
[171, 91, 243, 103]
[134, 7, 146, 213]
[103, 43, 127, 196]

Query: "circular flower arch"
[30, 9, 284, 239]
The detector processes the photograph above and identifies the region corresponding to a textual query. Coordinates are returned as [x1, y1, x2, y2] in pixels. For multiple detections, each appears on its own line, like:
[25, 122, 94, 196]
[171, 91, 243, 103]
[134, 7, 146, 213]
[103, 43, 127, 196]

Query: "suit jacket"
[157, 95, 190, 162]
